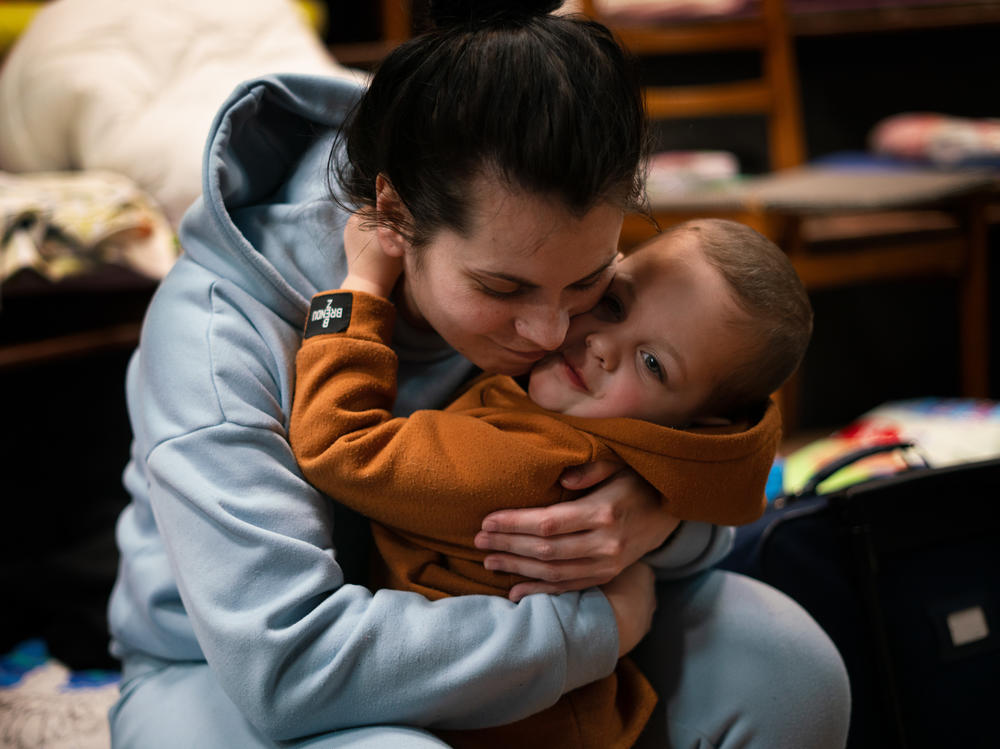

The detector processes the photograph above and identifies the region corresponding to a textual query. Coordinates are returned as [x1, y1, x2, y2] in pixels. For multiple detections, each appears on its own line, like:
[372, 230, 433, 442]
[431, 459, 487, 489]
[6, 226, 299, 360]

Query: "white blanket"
[0, 0, 362, 228]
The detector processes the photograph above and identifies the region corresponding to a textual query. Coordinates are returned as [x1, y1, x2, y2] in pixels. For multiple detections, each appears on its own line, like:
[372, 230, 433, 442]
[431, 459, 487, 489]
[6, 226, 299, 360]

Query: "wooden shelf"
[0, 321, 142, 370]
[790, 3, 1000, 37]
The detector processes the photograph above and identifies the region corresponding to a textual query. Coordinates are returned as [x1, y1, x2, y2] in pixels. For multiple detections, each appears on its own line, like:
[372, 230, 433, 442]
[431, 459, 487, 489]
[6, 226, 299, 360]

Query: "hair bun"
[427, 0, 563, 28]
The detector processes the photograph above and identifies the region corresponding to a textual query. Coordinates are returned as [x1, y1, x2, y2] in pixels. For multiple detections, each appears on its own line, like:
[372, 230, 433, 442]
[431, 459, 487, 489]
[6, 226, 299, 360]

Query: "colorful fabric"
[870, 112, 1000, 167]
[782, 398, 1000, 496]
[0, 170, 177, 282]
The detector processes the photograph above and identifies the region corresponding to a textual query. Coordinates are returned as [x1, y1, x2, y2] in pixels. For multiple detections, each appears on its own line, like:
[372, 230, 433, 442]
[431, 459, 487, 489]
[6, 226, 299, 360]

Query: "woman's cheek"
[460, 298, 514, 336]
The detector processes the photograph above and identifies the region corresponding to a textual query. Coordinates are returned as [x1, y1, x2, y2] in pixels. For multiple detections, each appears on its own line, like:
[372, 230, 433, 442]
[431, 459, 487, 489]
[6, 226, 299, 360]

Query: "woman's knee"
[635, 570, 850, 749]
[719, 573, 851, 745]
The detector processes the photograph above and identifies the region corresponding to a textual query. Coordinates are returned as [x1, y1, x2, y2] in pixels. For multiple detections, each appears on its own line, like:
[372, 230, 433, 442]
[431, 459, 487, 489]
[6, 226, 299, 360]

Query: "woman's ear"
[375, 174, 411, 258]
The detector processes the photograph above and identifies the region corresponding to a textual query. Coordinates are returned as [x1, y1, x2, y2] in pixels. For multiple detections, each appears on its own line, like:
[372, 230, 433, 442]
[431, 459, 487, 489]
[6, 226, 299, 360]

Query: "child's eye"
[594, 294, 624, 321]
[641, 352, 663, 381]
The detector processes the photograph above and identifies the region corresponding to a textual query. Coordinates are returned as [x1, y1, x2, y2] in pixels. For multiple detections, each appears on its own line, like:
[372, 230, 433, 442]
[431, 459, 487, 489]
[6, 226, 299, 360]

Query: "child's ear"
[375, 174, 412, 258]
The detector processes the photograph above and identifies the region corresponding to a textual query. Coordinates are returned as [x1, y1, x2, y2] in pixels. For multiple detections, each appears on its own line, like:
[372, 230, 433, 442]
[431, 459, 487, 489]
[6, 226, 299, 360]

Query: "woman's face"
[397, 178, 624, 375]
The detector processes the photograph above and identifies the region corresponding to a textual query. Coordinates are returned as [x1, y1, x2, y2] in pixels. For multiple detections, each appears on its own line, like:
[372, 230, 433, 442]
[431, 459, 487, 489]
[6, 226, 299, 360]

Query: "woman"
[108, 2, 850, 747]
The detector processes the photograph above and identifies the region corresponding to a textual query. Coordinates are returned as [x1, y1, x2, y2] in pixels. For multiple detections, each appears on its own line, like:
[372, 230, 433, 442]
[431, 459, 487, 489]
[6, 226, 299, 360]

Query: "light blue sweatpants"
[109, 571, 850, 748]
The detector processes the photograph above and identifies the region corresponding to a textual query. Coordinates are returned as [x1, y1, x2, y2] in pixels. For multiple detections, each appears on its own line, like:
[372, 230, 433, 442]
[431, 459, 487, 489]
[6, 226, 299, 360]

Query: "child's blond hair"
[639, 219, 813, 421]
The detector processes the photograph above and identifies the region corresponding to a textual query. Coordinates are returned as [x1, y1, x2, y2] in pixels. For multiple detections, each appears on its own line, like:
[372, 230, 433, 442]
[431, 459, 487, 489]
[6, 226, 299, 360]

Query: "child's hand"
[341, 213, 403, 299]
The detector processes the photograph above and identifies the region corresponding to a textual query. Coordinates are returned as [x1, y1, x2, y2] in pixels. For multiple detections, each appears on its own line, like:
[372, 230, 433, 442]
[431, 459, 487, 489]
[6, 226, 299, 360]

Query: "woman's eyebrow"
[479, 256, 617, 288]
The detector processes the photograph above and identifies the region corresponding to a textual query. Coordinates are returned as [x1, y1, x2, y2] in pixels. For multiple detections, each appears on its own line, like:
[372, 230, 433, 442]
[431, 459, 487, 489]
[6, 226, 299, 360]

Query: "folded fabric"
[644, 150, 741, 200]
[870, 112, 1000, 167]
[0, 170, 178, 282]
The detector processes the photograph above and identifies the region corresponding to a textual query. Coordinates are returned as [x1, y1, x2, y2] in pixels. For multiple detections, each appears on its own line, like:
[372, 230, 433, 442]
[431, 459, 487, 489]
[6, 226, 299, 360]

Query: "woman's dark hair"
[331, 0, 649, 247]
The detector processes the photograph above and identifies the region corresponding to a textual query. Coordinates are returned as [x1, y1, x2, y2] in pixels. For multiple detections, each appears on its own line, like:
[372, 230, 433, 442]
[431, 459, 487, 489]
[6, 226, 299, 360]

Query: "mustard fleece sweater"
[290, 291, 781, 749]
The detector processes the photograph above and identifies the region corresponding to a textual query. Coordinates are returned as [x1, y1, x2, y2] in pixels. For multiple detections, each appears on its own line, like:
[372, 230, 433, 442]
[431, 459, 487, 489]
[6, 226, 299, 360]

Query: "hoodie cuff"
[645, 522, 735, 580]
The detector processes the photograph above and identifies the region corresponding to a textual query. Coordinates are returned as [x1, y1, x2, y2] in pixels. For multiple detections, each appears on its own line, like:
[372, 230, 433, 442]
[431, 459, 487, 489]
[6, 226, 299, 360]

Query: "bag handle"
[780, 440, 927, 505]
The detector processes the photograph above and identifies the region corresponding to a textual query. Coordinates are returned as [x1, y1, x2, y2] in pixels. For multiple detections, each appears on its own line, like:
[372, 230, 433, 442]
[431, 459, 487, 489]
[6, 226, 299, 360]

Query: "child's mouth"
[561, 354, 588, 392]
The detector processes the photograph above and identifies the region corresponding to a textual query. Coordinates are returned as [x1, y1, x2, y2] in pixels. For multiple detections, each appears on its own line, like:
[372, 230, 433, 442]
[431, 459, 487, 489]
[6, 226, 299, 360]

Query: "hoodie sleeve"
[120, 267, 618, 741]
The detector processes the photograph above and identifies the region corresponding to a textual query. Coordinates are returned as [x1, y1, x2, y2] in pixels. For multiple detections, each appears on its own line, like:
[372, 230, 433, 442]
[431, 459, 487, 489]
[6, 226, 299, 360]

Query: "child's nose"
[585, 332, 618, 370]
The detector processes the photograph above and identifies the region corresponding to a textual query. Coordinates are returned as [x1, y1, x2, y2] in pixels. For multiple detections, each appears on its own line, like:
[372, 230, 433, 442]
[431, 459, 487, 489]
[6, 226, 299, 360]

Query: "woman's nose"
[514, 306, 570, 351]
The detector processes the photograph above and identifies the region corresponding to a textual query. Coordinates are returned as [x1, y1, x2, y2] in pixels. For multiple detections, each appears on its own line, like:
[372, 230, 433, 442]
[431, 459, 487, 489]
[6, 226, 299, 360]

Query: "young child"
[289, 218, 813, 749]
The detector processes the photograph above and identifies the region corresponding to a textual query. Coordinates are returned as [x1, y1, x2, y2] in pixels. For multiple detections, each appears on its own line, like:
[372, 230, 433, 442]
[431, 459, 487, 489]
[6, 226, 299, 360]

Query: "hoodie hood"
[178, 74, 364, 325]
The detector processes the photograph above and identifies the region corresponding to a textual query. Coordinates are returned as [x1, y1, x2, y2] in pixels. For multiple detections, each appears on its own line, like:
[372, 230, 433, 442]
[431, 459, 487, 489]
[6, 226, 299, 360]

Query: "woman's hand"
[601, 561, 656, 657]
[340, 212, 403, 299]
[475, 461, 681, 602]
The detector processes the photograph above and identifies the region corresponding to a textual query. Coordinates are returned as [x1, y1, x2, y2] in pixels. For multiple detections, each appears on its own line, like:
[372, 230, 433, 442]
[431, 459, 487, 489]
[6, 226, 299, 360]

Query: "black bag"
[720, 450, 1000, 749]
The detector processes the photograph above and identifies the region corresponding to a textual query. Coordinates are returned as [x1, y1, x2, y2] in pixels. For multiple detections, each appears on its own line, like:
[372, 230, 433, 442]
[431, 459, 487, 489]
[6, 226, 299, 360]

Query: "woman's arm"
[122, 266, 623, 740]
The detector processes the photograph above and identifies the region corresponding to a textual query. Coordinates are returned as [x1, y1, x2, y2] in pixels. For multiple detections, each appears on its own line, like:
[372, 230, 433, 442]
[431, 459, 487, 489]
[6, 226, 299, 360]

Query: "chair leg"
[959, 198, 990, 397]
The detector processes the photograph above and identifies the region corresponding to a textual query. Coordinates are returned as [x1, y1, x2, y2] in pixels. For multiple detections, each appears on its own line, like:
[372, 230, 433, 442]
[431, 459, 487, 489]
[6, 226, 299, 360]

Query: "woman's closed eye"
[477, 280, 524, 298]
[570, 273, 608, 292]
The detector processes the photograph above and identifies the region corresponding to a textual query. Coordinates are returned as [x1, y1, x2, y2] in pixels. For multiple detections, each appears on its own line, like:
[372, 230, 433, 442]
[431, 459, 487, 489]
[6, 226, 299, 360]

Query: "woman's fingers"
[476, 527, 619, 563]
[481, 493, 614, 537]
[507, 576, 612, 603]
[483, 552, 618, 587]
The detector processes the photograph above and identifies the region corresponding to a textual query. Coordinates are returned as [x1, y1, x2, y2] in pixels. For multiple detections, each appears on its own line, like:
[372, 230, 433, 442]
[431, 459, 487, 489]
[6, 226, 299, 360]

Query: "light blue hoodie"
[107, 74, 733, 741]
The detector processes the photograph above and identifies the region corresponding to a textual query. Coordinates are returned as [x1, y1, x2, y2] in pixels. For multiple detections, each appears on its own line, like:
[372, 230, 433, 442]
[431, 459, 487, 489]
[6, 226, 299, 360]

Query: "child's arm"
[290, 293, 579, 544]
[290, 218, 585, 545]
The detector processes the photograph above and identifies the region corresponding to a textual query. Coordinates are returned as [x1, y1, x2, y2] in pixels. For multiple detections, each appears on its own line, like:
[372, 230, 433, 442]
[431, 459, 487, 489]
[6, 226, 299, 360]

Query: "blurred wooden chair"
[579, 0, 993, 429]
[328, 0, 413, 68]
[580, 0, 804, 170]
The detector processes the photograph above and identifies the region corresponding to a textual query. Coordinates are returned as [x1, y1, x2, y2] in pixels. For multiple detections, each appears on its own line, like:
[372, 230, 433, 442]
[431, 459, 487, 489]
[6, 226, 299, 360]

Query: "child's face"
[527, 233, 746, 426]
